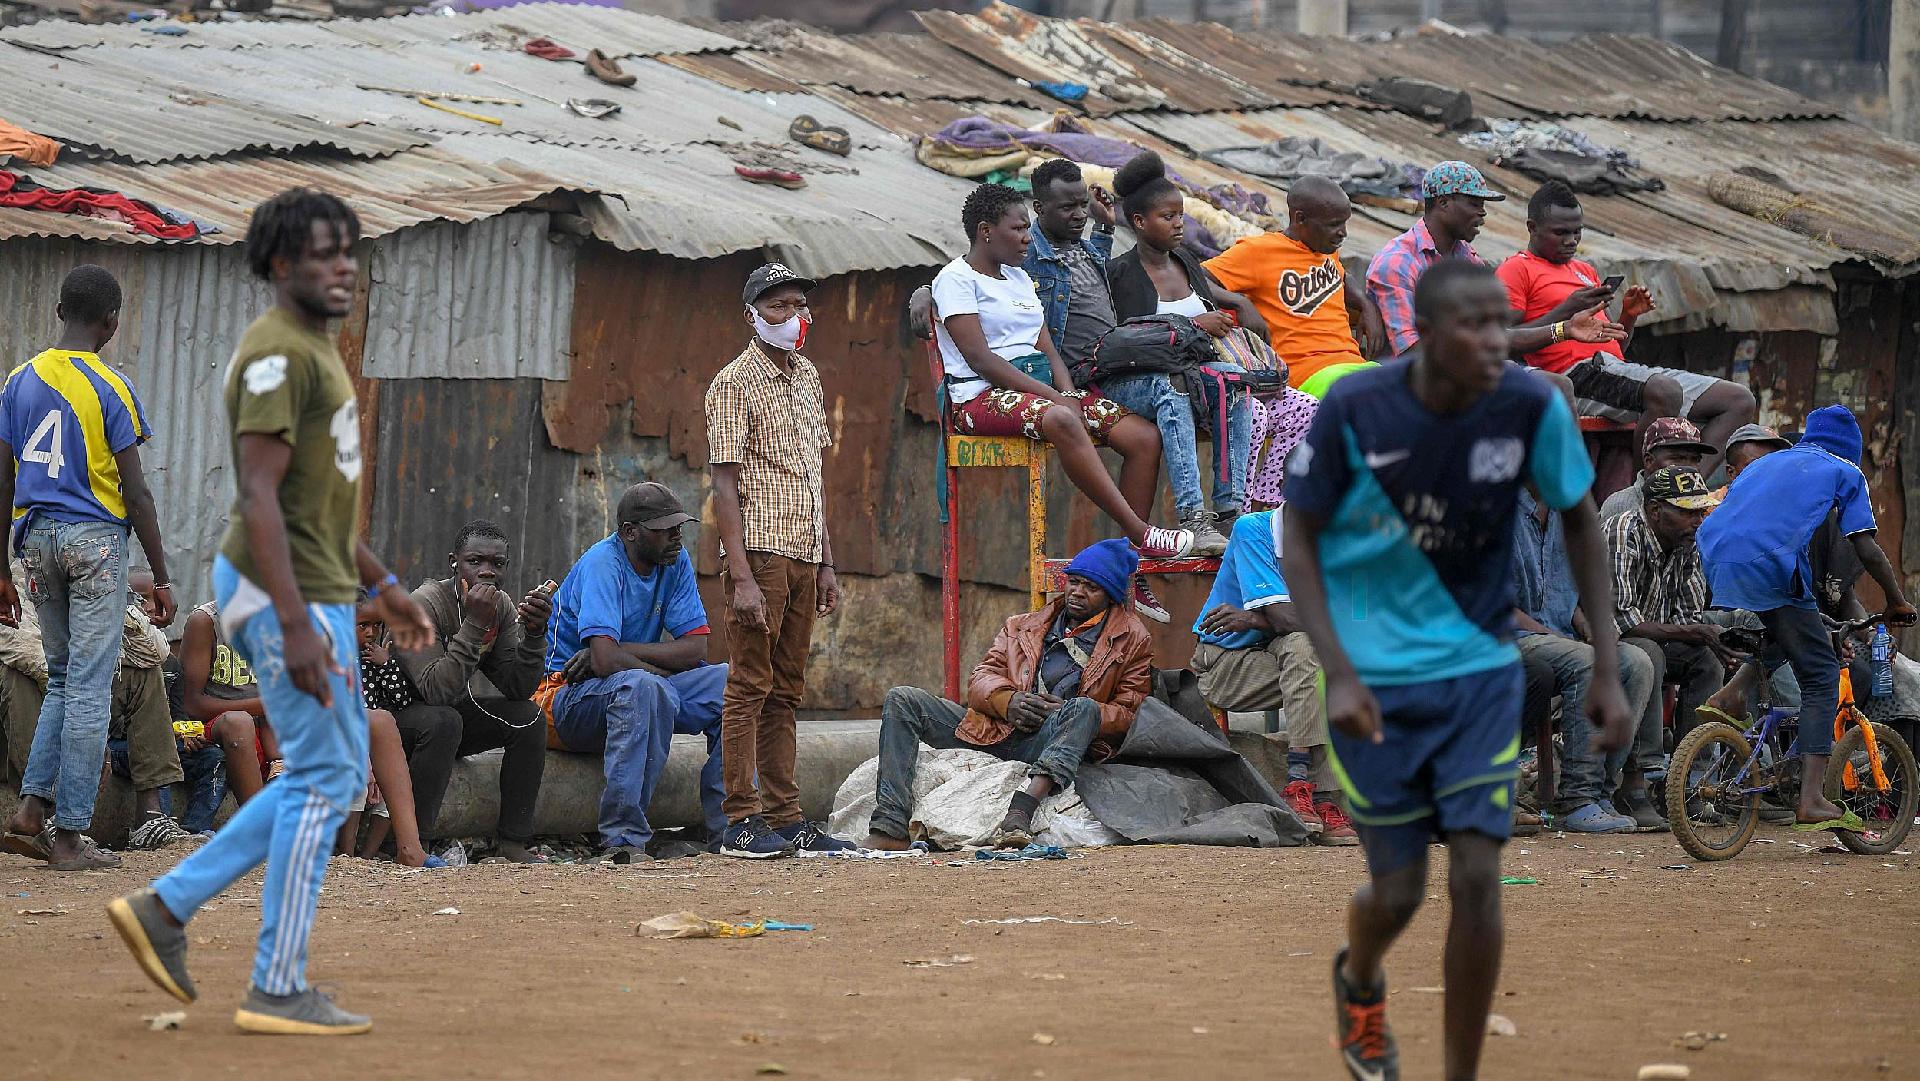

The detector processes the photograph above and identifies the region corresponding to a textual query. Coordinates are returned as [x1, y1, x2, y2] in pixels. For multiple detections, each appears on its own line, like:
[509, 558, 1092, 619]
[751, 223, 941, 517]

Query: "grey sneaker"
[107, 887, 196, 1003]
[127, 813, 196, 851]
[1181, 511, 1229, 558]
[234, 985, 372, 1036]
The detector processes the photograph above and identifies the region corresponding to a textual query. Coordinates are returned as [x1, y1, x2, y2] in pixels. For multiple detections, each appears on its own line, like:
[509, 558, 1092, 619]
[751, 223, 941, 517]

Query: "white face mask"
[750, 307, 809, 351]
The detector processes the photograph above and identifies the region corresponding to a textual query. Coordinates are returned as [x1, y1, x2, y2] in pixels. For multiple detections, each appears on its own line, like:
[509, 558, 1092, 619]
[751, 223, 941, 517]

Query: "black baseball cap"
[1643, 466, 1720, 511]
[743, 262, 816, 305]
[620, 482, 697, 530]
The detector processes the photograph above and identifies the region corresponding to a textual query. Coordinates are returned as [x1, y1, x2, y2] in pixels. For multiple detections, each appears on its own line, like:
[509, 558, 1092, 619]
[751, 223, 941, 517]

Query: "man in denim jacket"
[1021, 159, 1117, 371]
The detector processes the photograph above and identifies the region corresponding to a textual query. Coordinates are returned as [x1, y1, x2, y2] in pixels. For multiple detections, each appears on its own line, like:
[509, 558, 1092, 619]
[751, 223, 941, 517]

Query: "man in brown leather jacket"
[863, 539, 1153, 850]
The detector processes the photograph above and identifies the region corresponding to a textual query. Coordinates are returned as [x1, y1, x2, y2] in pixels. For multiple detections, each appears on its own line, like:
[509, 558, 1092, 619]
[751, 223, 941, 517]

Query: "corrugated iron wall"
[362, 213, 577, 381]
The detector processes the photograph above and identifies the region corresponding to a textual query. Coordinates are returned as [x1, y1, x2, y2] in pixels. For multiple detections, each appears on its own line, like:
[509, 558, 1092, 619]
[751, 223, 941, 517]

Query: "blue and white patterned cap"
[1423, 160, 1504, 200]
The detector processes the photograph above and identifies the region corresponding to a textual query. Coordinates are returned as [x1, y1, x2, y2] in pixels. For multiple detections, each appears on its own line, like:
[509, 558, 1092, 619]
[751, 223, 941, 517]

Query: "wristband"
[153, 583, 172, 592]
[376, 573, 400, 594]
[1551, 321, 1567, 343]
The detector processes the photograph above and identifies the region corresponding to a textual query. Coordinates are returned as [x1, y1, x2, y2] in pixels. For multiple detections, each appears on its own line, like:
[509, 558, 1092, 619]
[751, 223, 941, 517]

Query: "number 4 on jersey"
[22, 409, 64, 479]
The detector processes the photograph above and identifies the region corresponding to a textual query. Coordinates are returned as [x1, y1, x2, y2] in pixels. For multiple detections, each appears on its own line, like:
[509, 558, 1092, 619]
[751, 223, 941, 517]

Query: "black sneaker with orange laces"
[1331, 946, 1398, 1081]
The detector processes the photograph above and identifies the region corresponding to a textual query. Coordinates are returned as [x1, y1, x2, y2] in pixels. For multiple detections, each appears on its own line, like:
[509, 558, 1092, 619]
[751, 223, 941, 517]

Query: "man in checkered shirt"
[704, 263, 854, 859]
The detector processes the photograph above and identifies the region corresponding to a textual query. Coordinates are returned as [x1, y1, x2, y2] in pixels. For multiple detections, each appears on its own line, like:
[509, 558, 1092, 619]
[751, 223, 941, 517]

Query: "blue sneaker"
[777, 820, 857, 853]
[720, 816, 796, 860]
[1561, 802, 1635, 833]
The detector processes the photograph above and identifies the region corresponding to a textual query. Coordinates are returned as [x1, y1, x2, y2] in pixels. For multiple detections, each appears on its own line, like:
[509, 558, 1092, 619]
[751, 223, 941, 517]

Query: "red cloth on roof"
[0, 170, 201, 240]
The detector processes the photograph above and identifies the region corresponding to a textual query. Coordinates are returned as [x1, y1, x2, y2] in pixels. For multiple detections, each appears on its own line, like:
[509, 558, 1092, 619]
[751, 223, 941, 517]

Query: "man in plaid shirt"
[1368, 161, 1624, 361]
[1607, 466, 1734, 781]
[705, 263, 853, 859]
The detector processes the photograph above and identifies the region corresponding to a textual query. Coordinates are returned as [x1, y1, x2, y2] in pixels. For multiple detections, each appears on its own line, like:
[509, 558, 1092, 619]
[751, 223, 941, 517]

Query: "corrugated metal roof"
[1, 46, 428, 164]
[362, 211, 574, 379]
[323, 3, 745, 58]
[1114, 19, 1377, 110]
[2, 147, 572, 244]
[434, 131, 964, 279]
[1550, 33, 1839, 122]
[917, 6, 1171, 116]
[0, 3, 744, 57]
[733, 27, 1055, 109]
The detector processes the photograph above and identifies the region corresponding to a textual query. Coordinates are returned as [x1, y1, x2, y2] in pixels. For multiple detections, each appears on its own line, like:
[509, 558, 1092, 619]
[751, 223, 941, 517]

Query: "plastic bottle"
[1870, 622, 1895, 698]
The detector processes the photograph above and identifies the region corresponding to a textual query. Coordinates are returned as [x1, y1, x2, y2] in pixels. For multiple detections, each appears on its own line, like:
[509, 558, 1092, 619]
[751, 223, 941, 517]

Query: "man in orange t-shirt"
[1497, 180, 1755, 475]
[1205, 177, 1386, 388]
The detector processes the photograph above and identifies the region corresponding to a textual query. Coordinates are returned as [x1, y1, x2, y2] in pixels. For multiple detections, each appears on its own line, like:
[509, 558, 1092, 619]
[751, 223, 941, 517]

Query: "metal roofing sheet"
[362, 211, 575, 379]
[321, 3, 745, 57]
[917, 6, 1170, 116]
[432, 130, 967, 278]
[738, 27, 1054, 109]
[1115, 20, 1378, 110]
[1549, 33, 1839, 122]
[1, 4, 744, 57]
[0, 45, 429, 164]
[4, 146, 570, 244]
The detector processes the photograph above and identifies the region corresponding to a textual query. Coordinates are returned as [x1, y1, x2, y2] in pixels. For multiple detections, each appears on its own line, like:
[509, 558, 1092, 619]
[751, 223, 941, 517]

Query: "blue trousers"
[18, 519, 129, 831]
[552, 664, 727, 849]
[1100, 364, 1251, 517]
[1757, 604, 1841, 756]
[152, 556, 368, 995]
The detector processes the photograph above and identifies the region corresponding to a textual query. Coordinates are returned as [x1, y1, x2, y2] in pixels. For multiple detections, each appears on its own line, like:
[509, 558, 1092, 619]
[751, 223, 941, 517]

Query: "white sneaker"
[1135, 526, 1195, 559]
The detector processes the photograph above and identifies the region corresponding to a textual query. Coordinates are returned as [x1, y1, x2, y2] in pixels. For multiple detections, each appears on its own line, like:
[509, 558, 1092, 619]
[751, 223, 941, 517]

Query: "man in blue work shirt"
[1022, 158, 1118, 373]
[536, 482, 728, 863]
[1188, 510, 1355, 844]
[1283, 259, 1630, 1081]
[1697, 404, 1915, 829]
[0, 264, 176, 872]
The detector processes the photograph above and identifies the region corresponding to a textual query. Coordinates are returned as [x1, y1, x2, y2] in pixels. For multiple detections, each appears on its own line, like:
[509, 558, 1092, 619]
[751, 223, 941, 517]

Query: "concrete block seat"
[1, 720, 884, 849]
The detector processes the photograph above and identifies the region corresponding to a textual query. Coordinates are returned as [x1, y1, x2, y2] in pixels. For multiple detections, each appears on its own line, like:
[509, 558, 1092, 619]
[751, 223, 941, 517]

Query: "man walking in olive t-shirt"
[109, 188, 434, 1036]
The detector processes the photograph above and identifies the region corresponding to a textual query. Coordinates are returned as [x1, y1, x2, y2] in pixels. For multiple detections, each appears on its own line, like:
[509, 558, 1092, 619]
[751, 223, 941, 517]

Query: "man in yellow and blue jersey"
[0, 264, 175, 872]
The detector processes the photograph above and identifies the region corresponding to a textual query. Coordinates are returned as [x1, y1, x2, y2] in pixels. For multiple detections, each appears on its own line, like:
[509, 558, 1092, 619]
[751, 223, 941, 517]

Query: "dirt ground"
[1, 826, 1914, 1081]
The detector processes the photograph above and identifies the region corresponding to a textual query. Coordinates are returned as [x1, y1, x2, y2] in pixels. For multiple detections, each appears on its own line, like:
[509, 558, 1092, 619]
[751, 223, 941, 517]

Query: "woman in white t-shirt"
[932, 183, 1194, 561]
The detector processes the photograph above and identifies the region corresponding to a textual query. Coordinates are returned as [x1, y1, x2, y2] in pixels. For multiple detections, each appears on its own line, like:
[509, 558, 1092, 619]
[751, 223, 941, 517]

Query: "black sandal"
[45, 837, 122, 871]
[0, 826, 53, 862]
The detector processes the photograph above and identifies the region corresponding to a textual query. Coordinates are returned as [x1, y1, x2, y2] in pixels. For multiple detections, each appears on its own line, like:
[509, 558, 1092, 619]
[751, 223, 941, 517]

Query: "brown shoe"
[788, 114, 851, 156]
[1512, 810, 1542, 837]
[584, 48, 635, 88]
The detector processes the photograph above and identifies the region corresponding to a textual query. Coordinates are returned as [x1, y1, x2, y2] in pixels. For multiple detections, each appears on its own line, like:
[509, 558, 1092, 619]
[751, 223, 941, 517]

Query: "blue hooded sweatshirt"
[1698, 404, 1875, 611]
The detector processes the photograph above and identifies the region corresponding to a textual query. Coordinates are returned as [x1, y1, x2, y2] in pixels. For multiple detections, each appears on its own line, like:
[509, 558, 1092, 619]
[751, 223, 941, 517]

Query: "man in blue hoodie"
[1697, 404, 1915, 827]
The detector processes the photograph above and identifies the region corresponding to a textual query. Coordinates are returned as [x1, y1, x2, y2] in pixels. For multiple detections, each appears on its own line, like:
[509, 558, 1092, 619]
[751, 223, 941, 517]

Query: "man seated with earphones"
[396, 518, 554, 864]
[533, 485, 729, 864]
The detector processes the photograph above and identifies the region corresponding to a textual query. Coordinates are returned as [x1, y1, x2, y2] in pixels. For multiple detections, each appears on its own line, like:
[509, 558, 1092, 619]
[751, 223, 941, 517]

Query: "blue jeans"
[1518, 633, 1656, 810]
[552, 664, 728, 849]
[18, 519, 129, 831]
[153, 555, 368, 995]
[870, 686, 1100, 840]
[1756, 605, 1841, 756]
[1100, 364, 1250, 517]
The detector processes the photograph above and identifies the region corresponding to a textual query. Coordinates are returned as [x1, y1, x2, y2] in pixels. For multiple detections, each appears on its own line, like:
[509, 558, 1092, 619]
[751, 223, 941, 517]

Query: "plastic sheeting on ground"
[827, 748, 1123, 850]
[1074, 697, 1312, 847]
[827, 696, 1313, 849]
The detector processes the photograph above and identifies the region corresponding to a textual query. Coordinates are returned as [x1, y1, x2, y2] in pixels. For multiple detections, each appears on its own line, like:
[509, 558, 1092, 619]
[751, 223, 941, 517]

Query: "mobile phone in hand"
[1601, 274, 1625, 291]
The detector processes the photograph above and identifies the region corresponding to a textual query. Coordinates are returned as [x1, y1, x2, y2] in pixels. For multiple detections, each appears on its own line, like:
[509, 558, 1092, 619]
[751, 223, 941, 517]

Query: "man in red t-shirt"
[1498, 181, 1755, 474]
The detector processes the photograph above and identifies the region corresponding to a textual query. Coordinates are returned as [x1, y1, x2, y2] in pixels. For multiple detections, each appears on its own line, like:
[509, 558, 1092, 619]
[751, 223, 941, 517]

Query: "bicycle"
[1666, 613, 1919, 862]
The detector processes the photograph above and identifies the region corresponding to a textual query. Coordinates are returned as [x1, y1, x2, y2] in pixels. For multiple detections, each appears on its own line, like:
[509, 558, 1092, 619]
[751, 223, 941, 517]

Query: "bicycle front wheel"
[1666, 721, 1761, 862]
[1824, 723, 1919, 856]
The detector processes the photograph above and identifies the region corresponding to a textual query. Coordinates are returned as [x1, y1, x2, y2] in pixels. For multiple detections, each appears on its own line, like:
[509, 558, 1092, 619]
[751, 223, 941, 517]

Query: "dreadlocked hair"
[245, 187, 360, 282]
[1112, 150, 1179, 228]
[961, 182, 1026, 244]
[453, 518, 509, 555]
